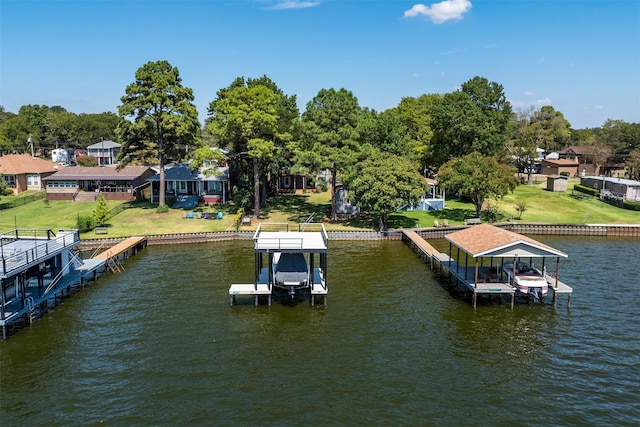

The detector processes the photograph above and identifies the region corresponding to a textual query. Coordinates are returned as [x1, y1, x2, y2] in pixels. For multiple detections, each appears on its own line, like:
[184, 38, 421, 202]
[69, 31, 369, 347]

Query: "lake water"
[1, 236, 639, 426]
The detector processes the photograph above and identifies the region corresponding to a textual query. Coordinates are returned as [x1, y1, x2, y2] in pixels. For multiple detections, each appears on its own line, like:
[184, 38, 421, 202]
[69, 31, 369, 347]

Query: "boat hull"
[503, 263, 548, 297]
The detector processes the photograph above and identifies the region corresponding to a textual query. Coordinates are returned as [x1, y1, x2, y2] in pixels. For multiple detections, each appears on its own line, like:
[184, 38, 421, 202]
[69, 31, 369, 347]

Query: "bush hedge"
[573, 184, 600, 196]
[623, 200, 640, 211]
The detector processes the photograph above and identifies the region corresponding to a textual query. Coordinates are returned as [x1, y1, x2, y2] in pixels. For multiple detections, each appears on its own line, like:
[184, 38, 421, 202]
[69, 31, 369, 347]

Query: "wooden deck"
[93, 236, 147, 260]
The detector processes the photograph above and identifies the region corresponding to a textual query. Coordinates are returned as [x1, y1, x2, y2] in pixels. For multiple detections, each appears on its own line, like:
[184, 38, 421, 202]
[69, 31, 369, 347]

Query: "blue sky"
[1, 0, 638, 129]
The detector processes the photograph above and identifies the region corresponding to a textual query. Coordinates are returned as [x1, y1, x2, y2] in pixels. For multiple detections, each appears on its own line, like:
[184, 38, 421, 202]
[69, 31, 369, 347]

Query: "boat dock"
[1, 230, 148, 338]
[93, 236, 148, 272]
[402, 227, 573, 309]
[230, 223, 328, 306]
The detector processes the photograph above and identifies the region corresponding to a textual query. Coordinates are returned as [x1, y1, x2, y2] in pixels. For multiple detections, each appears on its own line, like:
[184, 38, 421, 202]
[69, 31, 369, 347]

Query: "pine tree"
[93, 194, 110, 227]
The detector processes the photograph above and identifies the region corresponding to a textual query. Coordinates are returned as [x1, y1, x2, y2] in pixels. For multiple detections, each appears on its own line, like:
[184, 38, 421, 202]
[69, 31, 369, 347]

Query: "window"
[26, 174, 40, 187]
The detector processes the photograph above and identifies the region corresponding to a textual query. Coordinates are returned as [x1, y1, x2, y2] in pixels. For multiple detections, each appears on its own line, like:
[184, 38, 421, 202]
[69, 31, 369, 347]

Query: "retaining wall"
[79, 223, 640, 249]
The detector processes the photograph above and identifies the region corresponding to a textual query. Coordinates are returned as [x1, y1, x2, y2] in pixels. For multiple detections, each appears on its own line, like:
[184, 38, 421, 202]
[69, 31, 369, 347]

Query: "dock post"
[472, 292, 477, 309]
[511, 293, 514, 310]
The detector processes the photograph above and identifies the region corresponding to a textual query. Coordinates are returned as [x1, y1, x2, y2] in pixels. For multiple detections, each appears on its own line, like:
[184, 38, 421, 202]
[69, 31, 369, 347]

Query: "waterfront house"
[147, 162, 229, 206]
[0, 154, 63, 194]
[278, 171, 317, 193]
[86, 141, 121, 166]
[42, 165, 155, 201]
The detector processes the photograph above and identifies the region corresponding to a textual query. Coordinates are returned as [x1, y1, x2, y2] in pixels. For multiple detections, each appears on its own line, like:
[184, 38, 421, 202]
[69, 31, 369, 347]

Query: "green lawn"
[1, 183, 638, 237]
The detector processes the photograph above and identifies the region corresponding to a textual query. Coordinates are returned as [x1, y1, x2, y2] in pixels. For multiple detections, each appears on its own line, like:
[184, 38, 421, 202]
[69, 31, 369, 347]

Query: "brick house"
[541, 159, 580, 176]
[42, 165, 155, 201]
[0, 154, 63, 194]
[558, 146, 596, 175]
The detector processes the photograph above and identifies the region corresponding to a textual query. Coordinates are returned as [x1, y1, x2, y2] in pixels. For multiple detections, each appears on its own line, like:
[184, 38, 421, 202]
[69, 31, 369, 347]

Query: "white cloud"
[536, 98, 552, 105]
[592, 105, 604, 110]
[524, 91, 534, 97]
[404, 0, 472, 24]
[263, 1, 321, 10]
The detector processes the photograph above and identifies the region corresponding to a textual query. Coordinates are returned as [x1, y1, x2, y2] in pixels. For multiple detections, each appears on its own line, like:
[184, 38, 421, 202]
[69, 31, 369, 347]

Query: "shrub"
[156, 204, 169, 213]
[234, 208, 244, 231]
[560, 171, 570, 177]
[76, 214, 95, 232]
[623, 200, 640, 211]
[514, 201, 528, 220]
[76, 156, 98, 167]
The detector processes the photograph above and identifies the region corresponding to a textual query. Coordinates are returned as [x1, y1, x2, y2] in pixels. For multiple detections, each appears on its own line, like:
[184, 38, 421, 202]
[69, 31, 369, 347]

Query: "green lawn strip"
[1, 185, 639, 236]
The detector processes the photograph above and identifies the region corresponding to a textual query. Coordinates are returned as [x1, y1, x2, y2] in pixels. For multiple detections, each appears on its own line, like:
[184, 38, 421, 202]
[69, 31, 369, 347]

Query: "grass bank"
[1, 180, 638, 238]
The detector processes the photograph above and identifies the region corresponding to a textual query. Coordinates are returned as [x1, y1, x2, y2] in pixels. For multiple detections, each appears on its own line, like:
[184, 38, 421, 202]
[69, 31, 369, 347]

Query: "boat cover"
[275, 253, 308, 287]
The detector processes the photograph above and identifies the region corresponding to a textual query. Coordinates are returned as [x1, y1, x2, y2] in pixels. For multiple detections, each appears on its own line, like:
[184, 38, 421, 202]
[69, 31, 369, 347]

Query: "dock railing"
[0, 229, 80, 276]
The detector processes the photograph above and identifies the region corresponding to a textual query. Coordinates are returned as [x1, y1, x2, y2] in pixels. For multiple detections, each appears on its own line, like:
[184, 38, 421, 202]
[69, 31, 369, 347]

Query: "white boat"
[502, 262, 548, 298]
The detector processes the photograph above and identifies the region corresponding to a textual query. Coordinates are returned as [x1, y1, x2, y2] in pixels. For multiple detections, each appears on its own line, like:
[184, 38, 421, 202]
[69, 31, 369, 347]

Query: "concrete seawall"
[79, 223, 640, 249]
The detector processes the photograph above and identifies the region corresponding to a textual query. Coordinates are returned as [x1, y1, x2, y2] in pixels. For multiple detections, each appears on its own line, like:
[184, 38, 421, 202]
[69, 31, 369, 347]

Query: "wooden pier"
[402, 227, 573, 309]
[93, 236, 147, 272]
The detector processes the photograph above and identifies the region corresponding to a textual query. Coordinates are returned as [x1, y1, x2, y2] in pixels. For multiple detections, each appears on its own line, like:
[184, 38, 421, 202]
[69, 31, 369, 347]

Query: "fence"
[0, 192, 46, 210]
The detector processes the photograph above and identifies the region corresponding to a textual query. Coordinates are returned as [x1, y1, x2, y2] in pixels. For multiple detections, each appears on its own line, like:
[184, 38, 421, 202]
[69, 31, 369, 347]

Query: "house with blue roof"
[147, 163, 229, 207]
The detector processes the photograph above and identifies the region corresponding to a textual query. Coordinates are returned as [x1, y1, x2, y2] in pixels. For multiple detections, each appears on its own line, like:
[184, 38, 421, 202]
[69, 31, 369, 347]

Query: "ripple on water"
[1, 238, 639, 426]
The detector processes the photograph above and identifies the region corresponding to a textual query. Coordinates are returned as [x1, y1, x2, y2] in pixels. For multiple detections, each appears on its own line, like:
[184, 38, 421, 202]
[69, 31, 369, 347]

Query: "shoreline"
[78, 222, 640, 249]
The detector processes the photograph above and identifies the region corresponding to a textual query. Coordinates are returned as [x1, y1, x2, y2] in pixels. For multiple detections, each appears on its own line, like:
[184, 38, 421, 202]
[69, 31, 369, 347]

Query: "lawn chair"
[188, 211, 194, 219]
[443, 219, 450, 227]
[182, 211, 188, 219]
[203, 212, 210, 219]
[433, 220, 441, 228]
[217, 211, 223, 220]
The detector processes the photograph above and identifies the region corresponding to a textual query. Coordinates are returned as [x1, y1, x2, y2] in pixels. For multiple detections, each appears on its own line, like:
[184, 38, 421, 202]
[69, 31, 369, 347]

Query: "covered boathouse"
[229, 222, 328, 306]
[0, 228, 105, 338]
[440, 224, 572, 308]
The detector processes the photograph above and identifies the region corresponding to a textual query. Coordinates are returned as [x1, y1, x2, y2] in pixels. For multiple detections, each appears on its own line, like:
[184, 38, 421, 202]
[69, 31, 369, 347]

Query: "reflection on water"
[1, 238, 638, 426]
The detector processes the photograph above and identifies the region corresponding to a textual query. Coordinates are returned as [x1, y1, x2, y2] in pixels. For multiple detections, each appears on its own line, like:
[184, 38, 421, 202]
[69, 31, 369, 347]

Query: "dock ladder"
[26, 296, 36, 324]
[106, 257, 123, 273]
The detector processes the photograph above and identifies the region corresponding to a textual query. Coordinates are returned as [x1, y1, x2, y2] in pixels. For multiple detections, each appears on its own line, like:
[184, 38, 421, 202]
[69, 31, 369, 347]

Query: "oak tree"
[345, 153, 427, 231]
[438, 152, 518, 218]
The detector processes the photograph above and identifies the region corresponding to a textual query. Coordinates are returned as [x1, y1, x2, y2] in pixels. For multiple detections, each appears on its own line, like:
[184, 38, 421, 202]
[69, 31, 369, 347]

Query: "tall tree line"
[4, 62, 639, 220]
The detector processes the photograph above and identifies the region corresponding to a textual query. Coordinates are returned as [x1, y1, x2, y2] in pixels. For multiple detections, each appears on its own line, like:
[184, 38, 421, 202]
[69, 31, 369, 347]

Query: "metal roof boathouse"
[0, 229, 106, 338]
[229, 222, 328, 306]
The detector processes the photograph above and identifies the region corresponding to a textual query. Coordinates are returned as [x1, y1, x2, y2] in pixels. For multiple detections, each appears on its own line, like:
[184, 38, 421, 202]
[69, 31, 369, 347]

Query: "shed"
[546, 175, 568, 192]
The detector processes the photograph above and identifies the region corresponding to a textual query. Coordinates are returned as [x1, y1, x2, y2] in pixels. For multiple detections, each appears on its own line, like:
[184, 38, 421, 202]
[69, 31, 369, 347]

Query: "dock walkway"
[93, 236, 147, 260]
